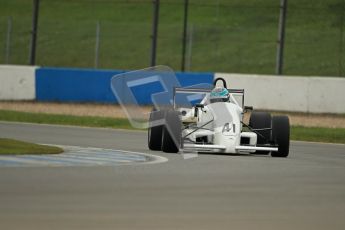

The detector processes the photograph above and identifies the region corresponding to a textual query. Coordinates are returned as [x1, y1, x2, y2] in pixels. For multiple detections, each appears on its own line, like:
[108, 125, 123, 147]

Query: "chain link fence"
[1, 0, 344, 76]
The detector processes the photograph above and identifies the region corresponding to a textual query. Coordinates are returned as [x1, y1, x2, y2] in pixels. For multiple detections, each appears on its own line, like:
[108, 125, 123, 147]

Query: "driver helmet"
[210, 87, 230, 103]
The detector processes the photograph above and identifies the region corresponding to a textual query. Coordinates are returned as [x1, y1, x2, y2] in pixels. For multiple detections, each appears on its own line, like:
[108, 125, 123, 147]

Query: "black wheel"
[161, 110, 181, 153]
[271, 116, 290, 157]
[148, 108, 164, 151]
[249, 111, 272, 155]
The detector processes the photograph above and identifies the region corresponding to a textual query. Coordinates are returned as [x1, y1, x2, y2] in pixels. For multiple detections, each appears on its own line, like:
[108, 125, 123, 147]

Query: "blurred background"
[1, 0, 344, 76]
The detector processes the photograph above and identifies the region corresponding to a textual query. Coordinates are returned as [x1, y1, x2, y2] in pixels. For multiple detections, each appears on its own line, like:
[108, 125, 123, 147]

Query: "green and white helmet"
[210, 87, 230, 103]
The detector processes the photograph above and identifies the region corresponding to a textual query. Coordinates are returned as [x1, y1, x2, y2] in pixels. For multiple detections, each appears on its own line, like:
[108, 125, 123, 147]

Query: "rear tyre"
[249, 111, 272, 155]
[161, 110, 181, 153]
[271, 116, 290, 157]
[148, 108, 164, 151]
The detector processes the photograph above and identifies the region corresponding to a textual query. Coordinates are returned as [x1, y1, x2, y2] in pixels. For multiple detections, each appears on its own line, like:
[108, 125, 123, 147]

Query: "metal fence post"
[338, 1, 344, 76]
[181, 0, 189, 72]
[95, 21, 101, 69]
[186, 24, 194, 71]
[29, 0, 40, 65]
[150, 0, 160, 67]
[5, 17, 12, 64]
[276, 0, 287, 75]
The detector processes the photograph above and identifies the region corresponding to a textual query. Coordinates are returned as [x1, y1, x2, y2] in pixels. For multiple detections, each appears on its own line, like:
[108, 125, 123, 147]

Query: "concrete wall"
[0, 65, 36, 100]
[216, 73, 345, 114]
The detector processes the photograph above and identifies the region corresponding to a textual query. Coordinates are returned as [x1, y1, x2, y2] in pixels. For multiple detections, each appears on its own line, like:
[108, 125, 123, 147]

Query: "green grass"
[0, 138, 63, 155]
[0, 110, 133, 129]
[0, 0, 344, 76]
[1, 109, 345, 144]
[291, 126, 345, 144]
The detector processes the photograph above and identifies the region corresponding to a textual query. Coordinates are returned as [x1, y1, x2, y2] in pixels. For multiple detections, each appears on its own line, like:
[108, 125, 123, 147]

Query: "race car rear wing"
[173, 87, 245, 108]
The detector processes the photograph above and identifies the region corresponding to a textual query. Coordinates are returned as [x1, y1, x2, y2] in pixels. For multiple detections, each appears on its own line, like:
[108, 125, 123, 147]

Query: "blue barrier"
[36, 67, 123, 103]
[36, 67, 214, 104]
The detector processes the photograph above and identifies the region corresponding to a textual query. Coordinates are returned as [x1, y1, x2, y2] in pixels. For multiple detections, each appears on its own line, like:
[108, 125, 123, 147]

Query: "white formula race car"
[148, 78, 290, 157]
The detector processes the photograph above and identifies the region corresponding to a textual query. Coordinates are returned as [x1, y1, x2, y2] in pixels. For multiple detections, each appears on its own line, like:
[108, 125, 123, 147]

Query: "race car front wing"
[183, 144, 278, 153]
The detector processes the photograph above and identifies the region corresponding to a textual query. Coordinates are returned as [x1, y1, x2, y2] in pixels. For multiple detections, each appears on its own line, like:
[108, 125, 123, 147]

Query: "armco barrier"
[216, 73, 345, 114]
[36, 67, 214, 104]
[0, 65, 36, 100]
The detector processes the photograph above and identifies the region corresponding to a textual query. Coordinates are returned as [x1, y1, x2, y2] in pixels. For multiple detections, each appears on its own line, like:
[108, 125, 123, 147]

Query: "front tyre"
[249, 111, 272, 155]
[148, 109, 164, 151]
[271, 116, 290, 157]
[161, 110, 181, 153]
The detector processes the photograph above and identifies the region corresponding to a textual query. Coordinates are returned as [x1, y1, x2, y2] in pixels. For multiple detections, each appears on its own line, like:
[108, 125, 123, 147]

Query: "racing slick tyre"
[148, 108, 164, 150]
[249, 111, 272, 155]
[271, 116, 290, 157]
[161, 110, 181, 153]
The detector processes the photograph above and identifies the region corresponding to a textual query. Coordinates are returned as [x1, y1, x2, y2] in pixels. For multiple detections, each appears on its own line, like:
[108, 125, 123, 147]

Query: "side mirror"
[194, 104, 204, 117]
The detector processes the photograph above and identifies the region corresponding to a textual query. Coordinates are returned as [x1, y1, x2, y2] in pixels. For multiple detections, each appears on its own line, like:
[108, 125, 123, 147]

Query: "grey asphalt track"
[0, 121, 344, 230]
